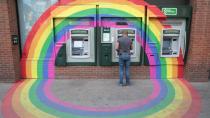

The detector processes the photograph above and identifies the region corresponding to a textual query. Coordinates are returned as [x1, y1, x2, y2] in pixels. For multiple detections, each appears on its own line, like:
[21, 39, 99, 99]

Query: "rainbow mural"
[1, 0, 201, 118]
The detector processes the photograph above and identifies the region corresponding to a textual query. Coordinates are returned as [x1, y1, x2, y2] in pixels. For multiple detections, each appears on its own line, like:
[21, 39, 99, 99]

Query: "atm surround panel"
[101, 17, 142, 63]
[161, 29, 181, 57]
[56, 18, 187, 65]
[66, 28, 95, 63]
[112, 28, 141, 63]
[70, 30, 90, 58]
[161, 19, 186, 58]
[117, 29, 137, 57]
[63, 17, 95, 63]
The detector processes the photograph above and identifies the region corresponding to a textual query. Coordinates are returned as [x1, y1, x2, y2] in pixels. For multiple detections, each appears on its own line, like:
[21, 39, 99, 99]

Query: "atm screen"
[162, 36, 172, 55]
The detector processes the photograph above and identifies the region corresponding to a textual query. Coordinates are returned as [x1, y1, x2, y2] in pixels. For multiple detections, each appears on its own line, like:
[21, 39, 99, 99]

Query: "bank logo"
[162, 8, 178, 16]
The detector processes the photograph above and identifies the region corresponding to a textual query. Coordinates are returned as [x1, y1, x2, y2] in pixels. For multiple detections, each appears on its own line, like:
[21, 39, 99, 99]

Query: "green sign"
[162, 8, 177, 16]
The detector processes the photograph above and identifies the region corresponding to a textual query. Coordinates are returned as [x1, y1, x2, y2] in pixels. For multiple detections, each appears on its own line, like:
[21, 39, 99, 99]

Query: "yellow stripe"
[12, 80, 36, 117]
[27, 3, 146, 78]
[20, 79, 56, 118]
[166, 65, 173, 79]
[164, 80, 192, 117]
[149, 19, 163, 43]
[28, 5, 97, 78]
[147, 79, 191, 118]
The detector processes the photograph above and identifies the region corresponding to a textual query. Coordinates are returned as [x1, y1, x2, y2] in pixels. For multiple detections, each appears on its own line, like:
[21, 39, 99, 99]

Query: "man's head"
[122, 30, 128, 37]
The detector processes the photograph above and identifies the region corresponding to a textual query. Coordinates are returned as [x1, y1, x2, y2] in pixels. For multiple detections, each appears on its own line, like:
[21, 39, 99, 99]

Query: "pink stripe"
[42, 23, 161, 111]
[43, 77, 161, 111]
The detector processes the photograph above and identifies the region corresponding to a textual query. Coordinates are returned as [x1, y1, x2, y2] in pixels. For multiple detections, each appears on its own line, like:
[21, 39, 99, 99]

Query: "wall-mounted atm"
[145, 5, 192, 66]
[68, 29, 90, 58]
[54, 17, 96, 66]
[160, 6, 192, 65]
[100, 17, 142, 66]
[66, 28, 95, 63]
[161, 19, 187, 58]
[161, 28, 181, 57]
[112, 28, 140, 63]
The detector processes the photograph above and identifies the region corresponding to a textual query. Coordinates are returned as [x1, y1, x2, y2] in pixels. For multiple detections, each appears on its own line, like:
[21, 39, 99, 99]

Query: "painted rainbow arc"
[1, 0, 201, 118]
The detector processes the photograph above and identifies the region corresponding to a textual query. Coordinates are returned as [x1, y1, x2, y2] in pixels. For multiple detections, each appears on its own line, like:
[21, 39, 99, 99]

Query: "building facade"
[0, 0, 210, 82]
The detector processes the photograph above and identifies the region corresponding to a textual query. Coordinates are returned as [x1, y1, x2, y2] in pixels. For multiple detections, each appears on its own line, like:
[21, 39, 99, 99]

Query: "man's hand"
[130, 43, 133, 50]
[115, 41, 119, 50]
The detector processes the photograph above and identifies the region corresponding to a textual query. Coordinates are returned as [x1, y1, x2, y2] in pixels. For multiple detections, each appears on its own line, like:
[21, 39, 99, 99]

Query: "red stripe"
[181, 79, 201, 118]
[177, 49, 184, 78]
[128, 0, 148, 5]
[1, 80, 24, 118]
[148, 5, 166, 18]
[20, 3, 59, 78]
[20, 0, 76, 78]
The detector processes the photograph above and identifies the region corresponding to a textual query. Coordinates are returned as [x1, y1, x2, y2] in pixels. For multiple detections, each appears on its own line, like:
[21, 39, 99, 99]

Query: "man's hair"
[122, 30, 128, 35]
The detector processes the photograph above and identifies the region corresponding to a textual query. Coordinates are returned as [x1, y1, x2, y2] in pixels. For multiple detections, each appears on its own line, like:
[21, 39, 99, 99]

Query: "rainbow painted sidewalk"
[1, 0, 202, 118]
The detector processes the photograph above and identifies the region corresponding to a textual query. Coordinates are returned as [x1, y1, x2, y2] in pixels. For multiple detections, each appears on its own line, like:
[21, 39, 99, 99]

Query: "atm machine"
[69, 29, 90, 58]
[161, 28, 181, 57]
[112, 28, 140, 63]
[100, 17, 141, 66]
[66, 28, 95, 63]
[55, 17, 96, 66]
[161, 19, 186, 58]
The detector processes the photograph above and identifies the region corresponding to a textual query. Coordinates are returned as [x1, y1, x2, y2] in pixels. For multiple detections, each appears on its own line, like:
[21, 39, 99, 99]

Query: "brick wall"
[185, 0, 210, 81]
[0, 0, 209, 82]
[0, 0, 20, 82]
[207, 1, 210, 79]
[206, 0, 210, 80]
[56, 66, 150, 79]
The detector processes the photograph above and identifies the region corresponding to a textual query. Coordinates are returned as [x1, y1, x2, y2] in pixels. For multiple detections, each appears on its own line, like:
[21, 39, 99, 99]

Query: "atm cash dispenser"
[159, 6, 192, 64]
[55, 17, 96, 66]
[161, 28, 181, 57]
[100, 26, 141, 66]
[161, 19, 187, 58]
[70, 30, 89, 57]
[112, 28, 140, 63]
[66, 28, 95, 63]
[99, 17, 142, 66]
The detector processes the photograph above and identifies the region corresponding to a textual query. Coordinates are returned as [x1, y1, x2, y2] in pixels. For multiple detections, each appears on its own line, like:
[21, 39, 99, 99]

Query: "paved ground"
[190, 81, 210, 118]
[0, 83, 12, 118]
[0, 79, 209, 118]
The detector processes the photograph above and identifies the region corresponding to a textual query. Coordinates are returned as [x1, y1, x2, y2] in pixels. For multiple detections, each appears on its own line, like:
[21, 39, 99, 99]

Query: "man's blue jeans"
[119, 52, 131, 84]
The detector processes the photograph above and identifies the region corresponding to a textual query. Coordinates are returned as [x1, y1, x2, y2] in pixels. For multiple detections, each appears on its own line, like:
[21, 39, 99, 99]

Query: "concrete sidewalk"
[0, 79, 209, 118]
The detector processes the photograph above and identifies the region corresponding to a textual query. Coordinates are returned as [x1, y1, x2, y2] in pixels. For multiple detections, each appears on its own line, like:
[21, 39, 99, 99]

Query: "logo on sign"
[162, 8, 177, 16]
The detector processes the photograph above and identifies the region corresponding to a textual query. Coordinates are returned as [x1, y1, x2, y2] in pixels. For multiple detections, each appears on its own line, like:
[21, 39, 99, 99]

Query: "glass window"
[17, 0, 58, 50]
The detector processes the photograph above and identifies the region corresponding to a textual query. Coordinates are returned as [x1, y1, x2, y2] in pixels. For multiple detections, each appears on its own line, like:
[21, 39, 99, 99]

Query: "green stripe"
[31, 7, 173, 118]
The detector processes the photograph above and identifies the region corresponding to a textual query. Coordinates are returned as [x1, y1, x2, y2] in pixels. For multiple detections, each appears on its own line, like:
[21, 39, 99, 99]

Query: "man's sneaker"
[126, 82, 130, 86]
[119, 83, 124, 86]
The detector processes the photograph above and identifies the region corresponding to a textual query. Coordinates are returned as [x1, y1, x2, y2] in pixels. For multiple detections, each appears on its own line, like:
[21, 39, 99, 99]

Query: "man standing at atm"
[116, 30, 133, 86]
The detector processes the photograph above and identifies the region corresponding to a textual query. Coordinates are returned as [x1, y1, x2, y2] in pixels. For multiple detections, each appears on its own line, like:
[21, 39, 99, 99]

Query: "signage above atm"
[162, 8, 177, 16]
[71, 30, 88, 34]
[163, 29, 180, 34]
